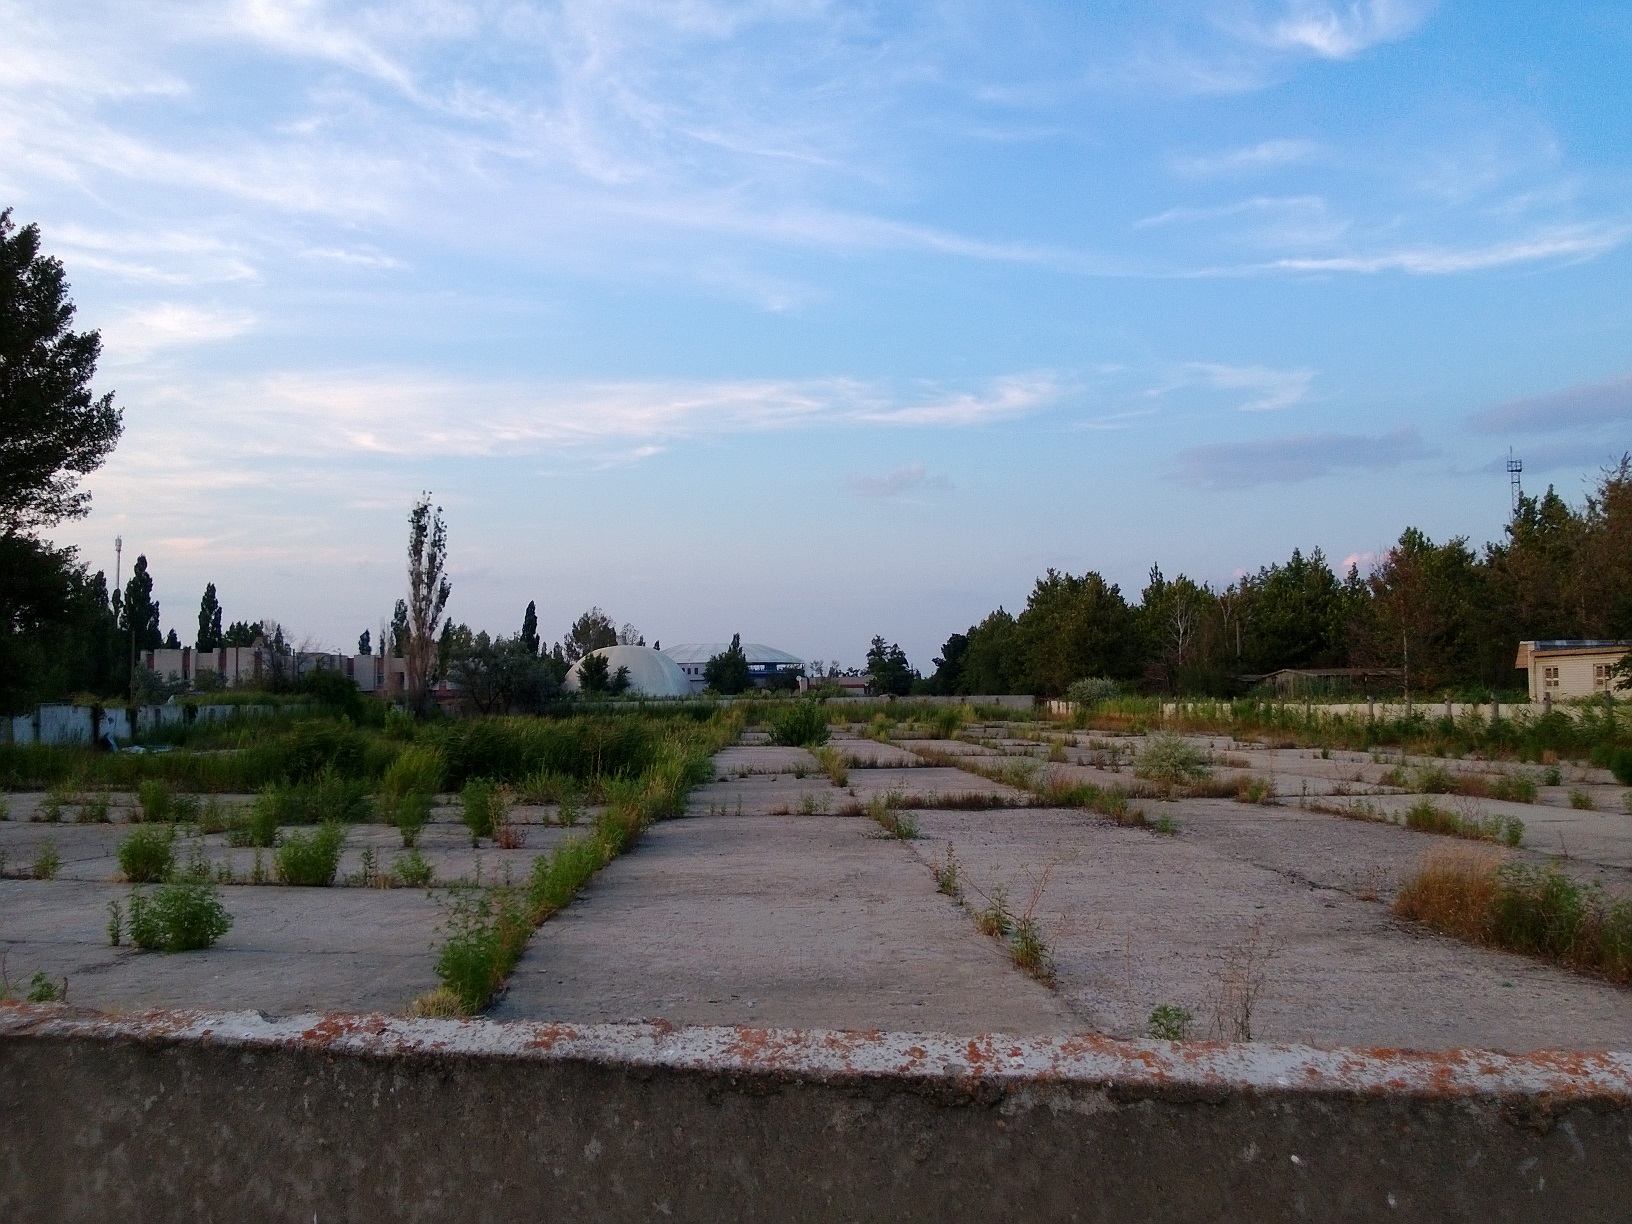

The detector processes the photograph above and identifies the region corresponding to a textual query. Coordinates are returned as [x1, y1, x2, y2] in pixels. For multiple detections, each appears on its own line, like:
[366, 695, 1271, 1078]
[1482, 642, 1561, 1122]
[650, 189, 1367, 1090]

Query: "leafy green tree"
[1014, 569, 1140, 695]
[223, 620, 261, 648]
[564, 607, 618, 662]
[928, 632, 968, 695]
[404, 495, 452, 714]
[196, 583, 223, 651]
[704, 633, 752, 694]
[0, 210, 122, 538]
[956, 609, 1022, 694]
[520, 601, 540, 656]
[389, 600, 409, 657]
[865, 635, 916, 696]
[0, 210, 124, 711]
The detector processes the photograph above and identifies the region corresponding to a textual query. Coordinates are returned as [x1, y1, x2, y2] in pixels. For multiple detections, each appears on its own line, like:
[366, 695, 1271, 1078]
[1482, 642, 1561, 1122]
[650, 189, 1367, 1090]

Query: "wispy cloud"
[845, 462, 948, 499]
[1244, 0, 1433, 59]
[1173, 424, 1427, 488]
[1170, 139, 1319, 177]
[1468, 371, 1632, 435]
[1150, 363, 1316, 412]
[127, 370, 1062, 460]
[1258, 224, 1627, 274]
[99, 303, 257, 359]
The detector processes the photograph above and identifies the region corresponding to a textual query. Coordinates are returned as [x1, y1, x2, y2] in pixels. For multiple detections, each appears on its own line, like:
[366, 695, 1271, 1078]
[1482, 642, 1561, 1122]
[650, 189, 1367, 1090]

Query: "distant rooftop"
[661, 643, 803, 667]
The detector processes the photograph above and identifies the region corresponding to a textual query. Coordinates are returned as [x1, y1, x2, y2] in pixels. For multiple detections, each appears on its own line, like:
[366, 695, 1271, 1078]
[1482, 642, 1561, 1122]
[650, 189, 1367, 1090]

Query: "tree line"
[923, 462, 1632, 699]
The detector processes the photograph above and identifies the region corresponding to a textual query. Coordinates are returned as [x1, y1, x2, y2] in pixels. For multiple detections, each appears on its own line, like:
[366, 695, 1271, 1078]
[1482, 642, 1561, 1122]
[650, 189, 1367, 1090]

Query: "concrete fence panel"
[36, 705, 93, 746]
[3, 1007, 1631, 1222]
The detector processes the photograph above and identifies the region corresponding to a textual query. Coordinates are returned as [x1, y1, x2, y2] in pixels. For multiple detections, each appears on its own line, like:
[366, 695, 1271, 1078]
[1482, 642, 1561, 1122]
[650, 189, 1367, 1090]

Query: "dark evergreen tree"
[121, 555, 162, 651]
[196, 582, 223, 650]
[521, 600, 540, 656]
[865, 636, 916, 696]
[704, 633, 752, 694]
[357, 629, 371, 656]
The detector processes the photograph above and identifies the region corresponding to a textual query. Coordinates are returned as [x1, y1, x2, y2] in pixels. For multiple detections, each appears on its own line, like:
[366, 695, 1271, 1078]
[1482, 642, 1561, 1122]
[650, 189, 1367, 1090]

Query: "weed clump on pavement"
[461, 779, 507, 846]
[1395, 847, 1632, 983]
[125, 882, 233, 952]
[1134, 733, 1210, 786]
[32, 838, 61, 880]
[393, 847, 435, 888]
[275, 823, 346, 886]
[1147, 1004, 1193, 1040]
[1404, 799, 1524, 847]
[118, 824, 175, 883]
[768, 701, 830, 748]
[813, 745, 849, 787]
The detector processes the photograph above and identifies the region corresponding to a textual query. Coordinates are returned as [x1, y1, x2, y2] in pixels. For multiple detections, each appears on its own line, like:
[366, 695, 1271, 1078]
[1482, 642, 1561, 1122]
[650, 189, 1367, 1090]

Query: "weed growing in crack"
[1147, 1004, 1193, 1040]
[976, 887, 1012, 938]
[32, 838, 61, 880]
[813, 745, 849, 787]
[932, 845, 961, 897]
[1569, 788, 1596, 811]
[118, 824, 175, 883]
[107, 899, 122, 946]
[126, 882, 233, 952]
[393, 847, 435, 888]
[275, 823, 345, 886]
[1207, 921, 1276, 1041]
[866, 793, 918, 839]
[26, 971, 64, 1002]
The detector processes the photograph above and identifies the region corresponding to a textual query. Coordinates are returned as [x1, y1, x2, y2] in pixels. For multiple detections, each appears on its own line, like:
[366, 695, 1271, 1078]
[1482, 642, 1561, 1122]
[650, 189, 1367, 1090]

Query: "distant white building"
[1515, 640, 1630, 702]
[564, 645, 692, 698]
[660, 643, 804, 693]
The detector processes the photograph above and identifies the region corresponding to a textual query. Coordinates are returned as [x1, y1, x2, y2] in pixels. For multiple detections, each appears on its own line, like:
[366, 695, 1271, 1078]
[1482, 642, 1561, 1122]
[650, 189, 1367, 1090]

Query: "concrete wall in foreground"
[4, 1006, 1632, 1221]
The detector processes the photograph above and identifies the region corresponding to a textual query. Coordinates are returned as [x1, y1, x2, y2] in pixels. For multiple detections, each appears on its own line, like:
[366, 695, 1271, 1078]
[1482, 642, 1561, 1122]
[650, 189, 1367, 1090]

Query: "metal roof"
[660, 643, 803, 667]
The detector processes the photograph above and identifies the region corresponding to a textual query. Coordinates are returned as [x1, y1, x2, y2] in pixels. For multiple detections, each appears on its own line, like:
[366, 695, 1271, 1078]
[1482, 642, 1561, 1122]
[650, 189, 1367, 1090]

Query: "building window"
[1543, 666, 1560, 689]
[1594, 663, 1611, 690]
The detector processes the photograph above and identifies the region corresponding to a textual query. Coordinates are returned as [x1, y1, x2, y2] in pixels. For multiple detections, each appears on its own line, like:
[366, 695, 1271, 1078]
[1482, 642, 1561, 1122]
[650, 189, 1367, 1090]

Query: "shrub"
[460, 779, 507, 845]
[245, 787, 283, 847]
[78, 791, 111, 823]
[137, 778, 173, 822]
[434, 887, 529, 1013]
[27, 972, 64, 1003]
[389, 791, 433, 847]
[305, 764, 372, 823]
[118, 824, 175, 883]
[275, 823, 346, 886]
[1234, 777, 1276, 805]
[812, 746, 848, 788]
[768, 701, 830, 748]
[127, 883, 233, 952]
[382, 744, 445, 800]
[1490, 774, 1537, 804]
[923, 705, 969, 740]
[393, 848, 435, 888]
[1569, 789, 1596, 811]
[1065, 677, 1119, 706]
[1403, 799, 1523, 846]
[1134, 733, 1209, 786]
[1611, 749, 1632, 787]
[1413, 763, 1455, 794]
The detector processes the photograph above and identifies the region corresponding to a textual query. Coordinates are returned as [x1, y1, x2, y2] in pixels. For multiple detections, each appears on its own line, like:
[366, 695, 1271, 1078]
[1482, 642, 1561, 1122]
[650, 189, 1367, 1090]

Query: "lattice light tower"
[1507, 450, 1523, 515]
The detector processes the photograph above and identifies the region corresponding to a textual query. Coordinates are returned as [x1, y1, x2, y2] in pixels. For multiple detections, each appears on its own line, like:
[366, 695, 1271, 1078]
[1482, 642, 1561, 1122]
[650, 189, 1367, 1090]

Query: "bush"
[388, 791, 433, 847]
[1611, 749, 1632, 787]
[460, 779, 507, 845]
[1065, 677, 1119, 705]
[1134, 732, 1209, 785]
[275, 823, 346, 886]
[127, 882, 233, 952]
[393, 847, 435, 888]
[32, 839, 61, 880]
[137, 778, 173, 822]
[118, 824, 175, 883]
[768, 701, 830, 748]
[382, 744, 445, 799]
[1147, 1004, 1193, 1041]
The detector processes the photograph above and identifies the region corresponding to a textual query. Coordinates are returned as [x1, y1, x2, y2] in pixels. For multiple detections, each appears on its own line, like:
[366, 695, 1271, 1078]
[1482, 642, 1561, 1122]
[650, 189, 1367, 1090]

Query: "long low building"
[660, 643, 804, 693]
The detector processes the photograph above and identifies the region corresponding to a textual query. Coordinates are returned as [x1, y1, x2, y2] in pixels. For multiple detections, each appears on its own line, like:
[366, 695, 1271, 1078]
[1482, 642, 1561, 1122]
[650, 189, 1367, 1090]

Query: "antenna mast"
[1506, 450, 1523, 514]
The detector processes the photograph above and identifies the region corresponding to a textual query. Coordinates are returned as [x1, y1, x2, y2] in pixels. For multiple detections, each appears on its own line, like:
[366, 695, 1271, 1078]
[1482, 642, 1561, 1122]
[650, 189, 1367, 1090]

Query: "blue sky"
[7, 0, 1631, 670]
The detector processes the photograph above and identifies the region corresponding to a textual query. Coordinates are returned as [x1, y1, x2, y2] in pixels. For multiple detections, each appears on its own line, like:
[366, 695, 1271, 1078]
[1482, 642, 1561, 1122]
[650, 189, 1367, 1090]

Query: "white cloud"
[1248, 0, 1432, 59]
[1260, 224, 1628, 274]
[127, 370, 1062, 459]
[99, 304, 257, 359]
[1149, 363, 1315, 412]
[1170, 139, 1319, 177]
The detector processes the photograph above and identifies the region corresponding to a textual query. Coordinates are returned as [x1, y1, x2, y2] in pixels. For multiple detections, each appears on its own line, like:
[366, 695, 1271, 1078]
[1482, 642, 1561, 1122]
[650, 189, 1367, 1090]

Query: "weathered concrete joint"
[4, 1003, 1631, 1220]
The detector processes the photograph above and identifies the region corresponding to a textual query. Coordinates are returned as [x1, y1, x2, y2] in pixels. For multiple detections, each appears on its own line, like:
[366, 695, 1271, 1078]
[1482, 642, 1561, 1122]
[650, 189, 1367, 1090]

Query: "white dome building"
[562, 645, 693, 698]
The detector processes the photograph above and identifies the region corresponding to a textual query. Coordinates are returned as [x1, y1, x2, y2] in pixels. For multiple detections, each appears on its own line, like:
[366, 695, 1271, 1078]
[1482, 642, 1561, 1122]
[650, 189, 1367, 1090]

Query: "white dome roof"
[563, 645, 693, 698]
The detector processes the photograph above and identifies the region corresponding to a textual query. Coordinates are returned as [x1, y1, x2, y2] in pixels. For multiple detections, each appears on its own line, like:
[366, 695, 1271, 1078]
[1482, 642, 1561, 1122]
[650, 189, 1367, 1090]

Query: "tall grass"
[1395, 847, 1632, 983]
